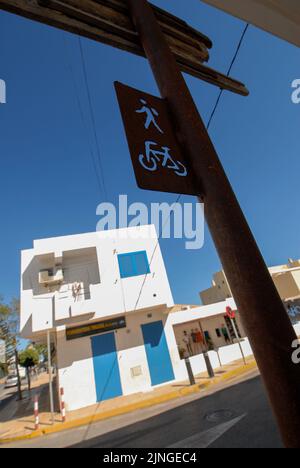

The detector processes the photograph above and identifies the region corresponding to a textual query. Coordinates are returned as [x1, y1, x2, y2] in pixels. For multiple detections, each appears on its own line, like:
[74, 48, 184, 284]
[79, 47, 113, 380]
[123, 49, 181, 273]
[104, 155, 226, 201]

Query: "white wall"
[115, 309, 185, 397]
[56, 326, 97, 411]
[173, 312, 246, 353]
[20, 225, 174, 339]
[56, 304, 300, 412]
[56, 308, 184, 412]
[168, 302, 253, 377]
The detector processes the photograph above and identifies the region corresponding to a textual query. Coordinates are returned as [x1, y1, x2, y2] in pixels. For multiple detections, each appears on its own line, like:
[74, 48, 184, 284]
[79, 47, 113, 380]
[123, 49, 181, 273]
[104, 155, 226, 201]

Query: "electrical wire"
[78, 36, 108, 200]
[63, 35, 105, 197]
[206, 23, 249, 131]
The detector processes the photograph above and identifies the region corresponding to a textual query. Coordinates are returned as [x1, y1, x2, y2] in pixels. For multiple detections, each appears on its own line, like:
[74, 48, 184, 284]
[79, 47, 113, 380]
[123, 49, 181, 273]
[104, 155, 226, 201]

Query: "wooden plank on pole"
[0, 0, 249, 95]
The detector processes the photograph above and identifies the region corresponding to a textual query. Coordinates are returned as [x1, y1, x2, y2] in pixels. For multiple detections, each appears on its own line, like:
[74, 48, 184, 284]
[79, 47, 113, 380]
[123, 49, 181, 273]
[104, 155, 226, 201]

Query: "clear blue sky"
[0, 0, 299, 306]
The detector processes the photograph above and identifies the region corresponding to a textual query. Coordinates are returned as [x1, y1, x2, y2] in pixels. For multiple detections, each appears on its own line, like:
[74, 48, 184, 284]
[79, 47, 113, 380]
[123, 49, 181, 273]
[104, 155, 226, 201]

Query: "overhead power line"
[78, 36, 108, 200]
[63, 35, 105, 197]
[206, 23, 249, 130]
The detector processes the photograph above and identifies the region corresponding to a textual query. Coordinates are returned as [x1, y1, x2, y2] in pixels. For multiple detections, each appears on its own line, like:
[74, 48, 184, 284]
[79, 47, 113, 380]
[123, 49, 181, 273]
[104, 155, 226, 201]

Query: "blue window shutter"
[134, 251, 150, 276]
[118, 254, 134, 278]
[118, 251, 150, 278]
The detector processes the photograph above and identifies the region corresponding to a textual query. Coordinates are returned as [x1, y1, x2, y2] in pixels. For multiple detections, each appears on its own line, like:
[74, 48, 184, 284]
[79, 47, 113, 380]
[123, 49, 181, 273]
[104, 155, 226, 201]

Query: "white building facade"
[20, 225, 266, 412]
[21, 226, 187, 411]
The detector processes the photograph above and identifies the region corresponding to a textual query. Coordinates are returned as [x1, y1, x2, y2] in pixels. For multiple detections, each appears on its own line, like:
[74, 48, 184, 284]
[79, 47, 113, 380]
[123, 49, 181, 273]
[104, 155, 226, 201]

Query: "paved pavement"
[1, 370, 283, 448]
[0, 383, 20, 438]
[0, 359, 256, 440]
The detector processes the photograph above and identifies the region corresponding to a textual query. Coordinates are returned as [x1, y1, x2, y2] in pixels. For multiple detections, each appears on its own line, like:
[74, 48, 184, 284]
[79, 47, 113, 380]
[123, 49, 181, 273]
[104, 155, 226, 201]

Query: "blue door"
[141, 321, 175, 386]
[91, 332, 122, 402]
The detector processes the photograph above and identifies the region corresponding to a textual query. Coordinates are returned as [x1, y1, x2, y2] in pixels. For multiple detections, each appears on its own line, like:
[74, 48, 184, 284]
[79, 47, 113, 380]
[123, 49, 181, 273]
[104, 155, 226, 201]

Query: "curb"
[0, 360, 257, 445]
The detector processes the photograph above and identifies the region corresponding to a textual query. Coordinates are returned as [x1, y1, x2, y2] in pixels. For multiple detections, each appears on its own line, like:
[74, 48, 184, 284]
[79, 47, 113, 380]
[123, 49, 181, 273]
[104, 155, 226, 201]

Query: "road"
[0, 383, 16, 409]
[1, 371, 283, 449]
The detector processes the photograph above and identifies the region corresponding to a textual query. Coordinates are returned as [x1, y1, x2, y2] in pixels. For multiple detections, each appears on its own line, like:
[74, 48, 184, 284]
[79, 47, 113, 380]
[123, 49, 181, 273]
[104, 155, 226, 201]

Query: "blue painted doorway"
[141, 320, 175, 386]
[91, 332, 122, 402]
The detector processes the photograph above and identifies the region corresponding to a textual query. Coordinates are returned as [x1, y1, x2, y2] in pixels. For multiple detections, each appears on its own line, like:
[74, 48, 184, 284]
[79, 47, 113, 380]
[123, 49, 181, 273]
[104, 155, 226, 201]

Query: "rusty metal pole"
[127, 0, 300, 447]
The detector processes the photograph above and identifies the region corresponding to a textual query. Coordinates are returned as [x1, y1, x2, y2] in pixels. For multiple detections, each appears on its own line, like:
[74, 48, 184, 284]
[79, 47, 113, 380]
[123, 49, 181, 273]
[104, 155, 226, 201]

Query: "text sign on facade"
[115, 82, 197, 195]
[66, 316, 126, 341]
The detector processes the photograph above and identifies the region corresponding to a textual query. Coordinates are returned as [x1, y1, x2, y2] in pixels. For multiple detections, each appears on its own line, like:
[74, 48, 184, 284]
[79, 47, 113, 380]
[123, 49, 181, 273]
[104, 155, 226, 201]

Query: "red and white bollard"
[60, 387, 66, 423]
[34, 395, 39, 430]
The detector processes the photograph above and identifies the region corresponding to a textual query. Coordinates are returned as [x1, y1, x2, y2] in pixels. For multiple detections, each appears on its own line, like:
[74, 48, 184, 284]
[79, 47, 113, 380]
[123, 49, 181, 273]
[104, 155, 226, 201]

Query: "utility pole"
[47, 330, 54, 424]
[198, 320, 215, 379]
[127, 0, 300, 448]
[230, 316, 246, 366]
[14, 347, 22, 401]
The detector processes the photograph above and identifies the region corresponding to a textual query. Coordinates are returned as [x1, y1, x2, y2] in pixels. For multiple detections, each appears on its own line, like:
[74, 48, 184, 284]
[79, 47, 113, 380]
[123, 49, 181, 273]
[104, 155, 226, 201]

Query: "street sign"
[0, 0, 248, 96]
[115, 81, 198, 195]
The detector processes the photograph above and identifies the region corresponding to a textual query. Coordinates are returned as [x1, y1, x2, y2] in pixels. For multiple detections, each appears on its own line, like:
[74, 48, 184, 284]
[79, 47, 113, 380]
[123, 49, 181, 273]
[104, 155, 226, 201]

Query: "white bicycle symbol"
[139, 141, 187, 177]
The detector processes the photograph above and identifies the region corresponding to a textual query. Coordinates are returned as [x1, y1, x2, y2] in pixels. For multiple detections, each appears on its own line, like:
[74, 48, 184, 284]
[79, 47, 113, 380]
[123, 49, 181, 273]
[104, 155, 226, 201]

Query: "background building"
[200, 259, 300, 306]
[200, 270, 232, 305]
[0, 339, 5, 364]
[0, 339, 5, 378]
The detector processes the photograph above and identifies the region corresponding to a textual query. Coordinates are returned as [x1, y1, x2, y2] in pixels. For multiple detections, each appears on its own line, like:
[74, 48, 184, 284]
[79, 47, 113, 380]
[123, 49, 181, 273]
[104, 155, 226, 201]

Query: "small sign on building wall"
[66, 316, 126, 340]
[115, 82, 197, 195]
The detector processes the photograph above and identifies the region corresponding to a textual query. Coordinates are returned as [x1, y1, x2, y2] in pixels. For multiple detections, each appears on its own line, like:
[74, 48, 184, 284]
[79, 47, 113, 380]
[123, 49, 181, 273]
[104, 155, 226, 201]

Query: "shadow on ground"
[0, 378, 59, 424]
[67, 376, 282, 449]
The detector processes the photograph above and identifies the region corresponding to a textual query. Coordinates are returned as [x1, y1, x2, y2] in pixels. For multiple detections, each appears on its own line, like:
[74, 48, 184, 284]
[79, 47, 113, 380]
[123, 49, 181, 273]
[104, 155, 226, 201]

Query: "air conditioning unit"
[39, 268, 64, 286]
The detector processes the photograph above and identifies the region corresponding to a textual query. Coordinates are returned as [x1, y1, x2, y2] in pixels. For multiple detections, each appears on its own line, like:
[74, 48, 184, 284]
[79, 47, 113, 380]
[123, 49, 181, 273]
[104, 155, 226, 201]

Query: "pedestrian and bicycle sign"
[115, 82, 197, 195]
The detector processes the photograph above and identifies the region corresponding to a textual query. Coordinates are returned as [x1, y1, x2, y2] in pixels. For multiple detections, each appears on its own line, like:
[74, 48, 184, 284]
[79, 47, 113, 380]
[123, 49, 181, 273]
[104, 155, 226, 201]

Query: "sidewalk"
[0, 356, 257, 444]
[0, 372, 59, 441]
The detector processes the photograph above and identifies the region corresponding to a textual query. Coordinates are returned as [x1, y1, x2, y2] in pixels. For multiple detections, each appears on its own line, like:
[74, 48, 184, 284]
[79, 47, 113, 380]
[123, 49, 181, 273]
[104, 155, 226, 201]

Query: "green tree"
[33, 343, 48, 363]
[19, 348, 39, 392]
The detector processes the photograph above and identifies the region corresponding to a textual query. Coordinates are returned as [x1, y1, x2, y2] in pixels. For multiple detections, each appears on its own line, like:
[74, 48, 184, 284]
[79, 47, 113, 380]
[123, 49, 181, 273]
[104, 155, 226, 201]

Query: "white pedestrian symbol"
[136, 99, 164, 134]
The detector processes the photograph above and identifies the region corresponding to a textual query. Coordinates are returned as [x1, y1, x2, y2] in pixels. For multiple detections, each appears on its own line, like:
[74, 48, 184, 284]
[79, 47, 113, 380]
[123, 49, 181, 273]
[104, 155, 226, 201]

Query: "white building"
[20, 225, 253, 412]
[0, 339, 5, 364]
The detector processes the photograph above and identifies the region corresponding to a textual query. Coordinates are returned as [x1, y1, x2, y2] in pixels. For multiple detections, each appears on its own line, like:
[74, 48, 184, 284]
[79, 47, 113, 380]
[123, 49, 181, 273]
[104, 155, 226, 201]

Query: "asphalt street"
[0, 383, 16, 409]
[1, 370, 284, 449]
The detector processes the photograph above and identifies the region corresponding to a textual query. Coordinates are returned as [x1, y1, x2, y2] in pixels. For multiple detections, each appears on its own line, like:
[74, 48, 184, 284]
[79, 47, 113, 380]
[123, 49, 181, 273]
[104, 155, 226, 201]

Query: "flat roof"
[202, 0, 300, 48]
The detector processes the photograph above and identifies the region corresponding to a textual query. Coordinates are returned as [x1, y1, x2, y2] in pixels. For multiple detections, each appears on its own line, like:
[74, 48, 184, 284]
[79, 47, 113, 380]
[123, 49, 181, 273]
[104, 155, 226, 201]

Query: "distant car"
[4, 375, 18, 388]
